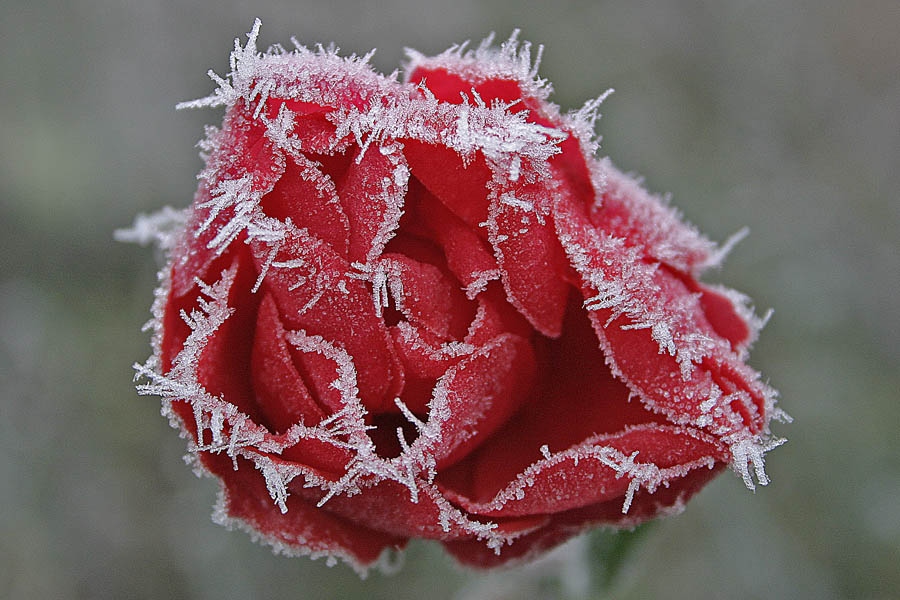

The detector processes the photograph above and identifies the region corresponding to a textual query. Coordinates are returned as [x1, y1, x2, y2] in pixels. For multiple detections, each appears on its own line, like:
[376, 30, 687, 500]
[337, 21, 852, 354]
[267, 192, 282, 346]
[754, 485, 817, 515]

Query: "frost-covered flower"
[127, 20, 787, 572]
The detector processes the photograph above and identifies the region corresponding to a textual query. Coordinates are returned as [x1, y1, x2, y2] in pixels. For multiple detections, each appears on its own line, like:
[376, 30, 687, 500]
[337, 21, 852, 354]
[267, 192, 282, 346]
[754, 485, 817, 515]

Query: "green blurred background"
[2, 0, 897, 598]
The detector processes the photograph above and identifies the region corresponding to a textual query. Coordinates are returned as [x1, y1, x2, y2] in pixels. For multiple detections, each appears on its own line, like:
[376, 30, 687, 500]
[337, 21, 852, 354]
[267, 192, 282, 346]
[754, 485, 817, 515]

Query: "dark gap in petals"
[368, 412, 424, 459]
[382, 304, 405, 328]
[305, 150, 354, 189]
[383, 231, 446, 270]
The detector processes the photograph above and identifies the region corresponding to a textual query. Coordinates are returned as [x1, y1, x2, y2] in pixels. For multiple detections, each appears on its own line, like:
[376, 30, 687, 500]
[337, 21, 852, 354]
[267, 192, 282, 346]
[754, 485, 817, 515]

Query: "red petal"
[409, 68, 525, 106]
[403, 140, 492, 229]
[251, 294, 328, 431]
[250, 226, 402, 412]
[697, 286, 752, 349]
[210, 453, 404, 570]
[426, 333, 535, 469]
[488, 187, 569, 337]
[464, 283, 535, 345]
[192, 251, 264, 425]
[258, 96, 348, 154]
[409, 65, 595, 206]
[381, 253, 474, 341]
[337, 145, 408, 264]
[389, 322, 460, 414]
[554, 199, 768, 436]
[289, 478, 473, 540]
[438, 295, 662, 497]
[443, 424, 724, 518]
[408, 180, 500, 296]
[172, 109, 286, 297]
[442, 463, 723, 568]
[260, 154, 349, 256]
[589, 163, 715, 274]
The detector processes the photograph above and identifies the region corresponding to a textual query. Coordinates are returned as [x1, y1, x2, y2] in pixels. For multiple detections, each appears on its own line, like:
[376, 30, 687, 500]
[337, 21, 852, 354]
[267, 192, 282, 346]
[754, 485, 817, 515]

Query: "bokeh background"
[2, 0, 897, 598]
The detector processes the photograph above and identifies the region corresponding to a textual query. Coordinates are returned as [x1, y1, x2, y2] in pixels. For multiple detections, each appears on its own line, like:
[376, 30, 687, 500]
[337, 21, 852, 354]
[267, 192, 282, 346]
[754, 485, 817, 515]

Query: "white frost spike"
[198, 175, 263, 255]
[255, 458, 300, 514]
[349, 260, 404, 317]
[704, 226, 750, 269]
[623, 478, 642, 514]
[729, 435, 787, 490]
[114, 206, 186, 250]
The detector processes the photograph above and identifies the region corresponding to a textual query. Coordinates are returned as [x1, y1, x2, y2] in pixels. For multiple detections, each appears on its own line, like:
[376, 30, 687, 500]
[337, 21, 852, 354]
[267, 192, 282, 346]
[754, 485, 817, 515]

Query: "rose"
[131, 20, 786, 572]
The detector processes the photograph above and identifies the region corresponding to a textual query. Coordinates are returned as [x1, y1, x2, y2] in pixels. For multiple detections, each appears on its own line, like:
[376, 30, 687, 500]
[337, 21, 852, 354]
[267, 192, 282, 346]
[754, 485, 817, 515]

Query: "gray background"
[2, 0, 897, 598]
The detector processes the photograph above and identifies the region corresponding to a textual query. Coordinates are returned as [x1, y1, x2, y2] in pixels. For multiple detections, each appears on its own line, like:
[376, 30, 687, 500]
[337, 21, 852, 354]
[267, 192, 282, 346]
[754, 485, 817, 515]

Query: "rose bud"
[128, 20, 787, 572]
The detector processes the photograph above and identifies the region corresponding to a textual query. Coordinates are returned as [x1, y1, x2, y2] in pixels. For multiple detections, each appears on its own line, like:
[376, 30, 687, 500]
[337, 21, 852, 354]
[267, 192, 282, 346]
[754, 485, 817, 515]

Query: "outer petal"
[442, 463, 723, 568]
[553, 196, 770, 439]
[588, 160, 717, 274]
[208, 453, 404, 573]
[162, 250, 264, 425]
[171, 109, 286, 297]
[440, 425, 724, 518]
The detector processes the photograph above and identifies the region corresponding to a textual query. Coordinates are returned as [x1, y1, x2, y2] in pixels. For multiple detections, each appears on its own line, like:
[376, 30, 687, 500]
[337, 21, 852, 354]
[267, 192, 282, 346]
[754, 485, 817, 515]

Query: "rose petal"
[172, 109, 286, 297]
[167, 251, 264, 424]
[210, 453, 404, 570]
[381, 253, 474, 341]
[390, 321, 468, 414]
[251, 293, 327, 432]
[290, 478, 473, 540]
[487, 187, 569, 337]
[259, 98, 342, 154]
[442, 424, 724, 518]
[442, 463, 723, 568]
[408, 180, 500, 297]
[250, 226, 402, 412]
[588, 162, 716, 274]
[438, 295, 663, 495]
[554, 199, 768, 435]
[260, 154, 350, 256]
[403, 140, 492, 229]
[424, 333, 536, 469]
[464, 283, 535, 345]
[338, 144, 407, 264]
[408, 64, 595, 206]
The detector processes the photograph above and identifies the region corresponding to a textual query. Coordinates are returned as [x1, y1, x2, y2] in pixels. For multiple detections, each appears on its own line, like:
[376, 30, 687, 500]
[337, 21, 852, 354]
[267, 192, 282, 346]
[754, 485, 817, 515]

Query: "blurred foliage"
[1, 0, 898, 599]
[588, 524, 654, 593]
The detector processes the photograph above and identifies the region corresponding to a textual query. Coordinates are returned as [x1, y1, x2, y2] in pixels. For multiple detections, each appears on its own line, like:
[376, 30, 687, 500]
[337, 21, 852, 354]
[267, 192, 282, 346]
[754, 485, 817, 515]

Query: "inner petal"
[259, 154, 350, 256]
[437, 293, 665, 503]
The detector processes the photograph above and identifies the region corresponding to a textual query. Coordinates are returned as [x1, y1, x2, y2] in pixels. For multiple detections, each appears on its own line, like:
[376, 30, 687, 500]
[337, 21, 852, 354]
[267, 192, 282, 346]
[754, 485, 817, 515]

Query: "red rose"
[132, 20, 786, 572]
